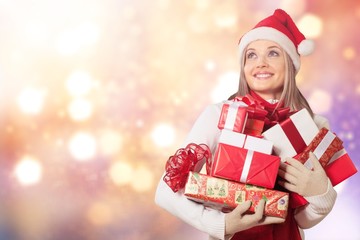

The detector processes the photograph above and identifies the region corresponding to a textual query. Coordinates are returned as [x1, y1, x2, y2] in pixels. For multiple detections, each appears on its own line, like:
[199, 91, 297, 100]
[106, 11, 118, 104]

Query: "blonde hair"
[229, 48, 314, 117]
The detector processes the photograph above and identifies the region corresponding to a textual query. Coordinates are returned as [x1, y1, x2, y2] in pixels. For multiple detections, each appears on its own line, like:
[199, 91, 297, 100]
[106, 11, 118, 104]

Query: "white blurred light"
[56, 23, 100, 56]
[109, 161, 134, 186]
[66, 70, 94, 96]
[14, 156, 42, 186]
[307, 89, 332, 114]
[24, 22, 49, 47]
[68, 98, 93, 121]
[211, 71, 239, 103]
[131, 166, 154, 192]
[204, 60, 216, 71]
[17, 87, 46, 115]
[297, 14, 323, 38]
[68, 132, 97, 161]
[151, 124, 175, 147]
[98, 130, 123, 156]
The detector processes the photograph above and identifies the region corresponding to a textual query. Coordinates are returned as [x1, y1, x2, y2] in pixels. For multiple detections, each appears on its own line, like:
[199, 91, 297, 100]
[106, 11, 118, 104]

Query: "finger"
[233, 200, 252, 215]
[253, 199, 266, 221]
[278, 179, 298, 193]
[309, 152, 322, 170]
[259, 216, 286, 225]
[280, 161, 302, 178]
[277, 168, 298, 186]
[285, 157, 308, 173]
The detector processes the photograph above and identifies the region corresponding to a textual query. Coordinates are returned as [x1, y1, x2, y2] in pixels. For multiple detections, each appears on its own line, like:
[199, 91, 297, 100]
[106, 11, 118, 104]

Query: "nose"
[256, 56, 268, 67]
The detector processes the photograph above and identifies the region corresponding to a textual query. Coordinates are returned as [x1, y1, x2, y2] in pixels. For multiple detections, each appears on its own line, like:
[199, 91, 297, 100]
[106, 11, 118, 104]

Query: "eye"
[268, 50, 280, 57]
[246, 51, 257, 59]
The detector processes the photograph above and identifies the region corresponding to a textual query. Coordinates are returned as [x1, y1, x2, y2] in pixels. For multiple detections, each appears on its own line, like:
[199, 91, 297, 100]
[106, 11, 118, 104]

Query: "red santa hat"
[238, 9, 314, 73]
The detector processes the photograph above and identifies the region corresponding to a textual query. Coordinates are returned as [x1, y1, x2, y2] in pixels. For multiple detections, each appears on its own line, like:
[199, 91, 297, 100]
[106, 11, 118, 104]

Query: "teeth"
[255, 73, 271, 78]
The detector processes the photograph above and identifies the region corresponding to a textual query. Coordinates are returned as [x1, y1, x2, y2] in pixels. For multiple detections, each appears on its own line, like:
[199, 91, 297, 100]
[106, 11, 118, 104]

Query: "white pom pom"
[298, 39, 315, 56]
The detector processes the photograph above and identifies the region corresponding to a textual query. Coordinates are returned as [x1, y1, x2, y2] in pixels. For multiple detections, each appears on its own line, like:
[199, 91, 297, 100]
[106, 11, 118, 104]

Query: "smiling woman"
[155, 9, 338, 240]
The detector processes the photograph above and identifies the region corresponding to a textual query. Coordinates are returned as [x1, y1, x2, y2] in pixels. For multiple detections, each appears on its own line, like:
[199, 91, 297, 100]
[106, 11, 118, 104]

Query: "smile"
[254, 73, 273, 79]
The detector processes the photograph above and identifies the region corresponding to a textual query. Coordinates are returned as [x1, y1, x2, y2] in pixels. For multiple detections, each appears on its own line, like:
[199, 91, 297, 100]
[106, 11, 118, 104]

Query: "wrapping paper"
[295, 127, 343, 168]
[184, 172, 289, 218]
[325, 150, 358, 186]
[212, 143, 280, 189]
[244, 118, 265, 137]
[262, 108, 319, 159]
[218, 101, 248, 133]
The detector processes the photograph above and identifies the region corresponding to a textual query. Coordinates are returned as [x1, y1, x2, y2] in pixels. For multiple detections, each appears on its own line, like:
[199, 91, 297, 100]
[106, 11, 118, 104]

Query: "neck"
[251, 91, 280, 101]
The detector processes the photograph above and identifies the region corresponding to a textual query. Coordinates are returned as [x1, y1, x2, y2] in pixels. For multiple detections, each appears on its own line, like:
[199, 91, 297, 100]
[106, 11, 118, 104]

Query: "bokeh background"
[0, 0, 359, 239]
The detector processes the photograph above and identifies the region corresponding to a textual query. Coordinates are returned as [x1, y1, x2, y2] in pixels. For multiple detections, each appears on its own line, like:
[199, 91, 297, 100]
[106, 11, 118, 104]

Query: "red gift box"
[184, 171, 289, 218]
[262, 108, 319, 159]
[295, 127, 343, 168]
[325, 150, 358, 186]
[212, 143, 280, 189]
[244, 118, 265, 137]
[218, 101, 248, 133]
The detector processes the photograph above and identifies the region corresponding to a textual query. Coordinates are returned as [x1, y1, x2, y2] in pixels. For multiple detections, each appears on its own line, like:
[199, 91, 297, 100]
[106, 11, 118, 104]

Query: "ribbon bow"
[235, 94, 293, 130]
[163, 143, 211, 192]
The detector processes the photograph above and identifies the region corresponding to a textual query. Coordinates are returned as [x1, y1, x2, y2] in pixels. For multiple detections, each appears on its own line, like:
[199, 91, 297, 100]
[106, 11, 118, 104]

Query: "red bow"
[235, 92, 293, 130]
[163, 143, 211, 192]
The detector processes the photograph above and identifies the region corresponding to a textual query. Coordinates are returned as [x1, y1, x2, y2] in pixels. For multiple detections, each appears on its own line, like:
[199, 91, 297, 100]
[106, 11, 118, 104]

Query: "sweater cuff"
[304, 179, 337, 214]
[203, 208, 226, 239]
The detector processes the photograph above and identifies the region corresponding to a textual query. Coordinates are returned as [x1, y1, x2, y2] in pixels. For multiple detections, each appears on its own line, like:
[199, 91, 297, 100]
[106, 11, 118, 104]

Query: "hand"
[225, 199, 285, 236]
[278, 152, 329, 197]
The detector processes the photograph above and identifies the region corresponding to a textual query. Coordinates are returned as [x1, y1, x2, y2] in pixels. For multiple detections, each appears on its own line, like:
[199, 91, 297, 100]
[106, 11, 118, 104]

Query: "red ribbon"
[234, 94, 293, 131]
[163, 143, 211, 192]
[280, 117, 307, 154]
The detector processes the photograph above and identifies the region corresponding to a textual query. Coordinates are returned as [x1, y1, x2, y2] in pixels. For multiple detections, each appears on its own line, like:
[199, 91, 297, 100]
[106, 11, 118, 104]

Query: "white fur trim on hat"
[298, 39, 315, 56]
[238, 26, 300, 72]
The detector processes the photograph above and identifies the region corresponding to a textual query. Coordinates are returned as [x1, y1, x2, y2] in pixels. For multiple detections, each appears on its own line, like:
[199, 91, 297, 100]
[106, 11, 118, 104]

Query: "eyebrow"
[246, 46, 281, 52]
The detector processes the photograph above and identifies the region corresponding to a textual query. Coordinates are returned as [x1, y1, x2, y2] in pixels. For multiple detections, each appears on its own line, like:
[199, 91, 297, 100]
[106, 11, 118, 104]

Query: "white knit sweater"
[155, 101, 337, 240]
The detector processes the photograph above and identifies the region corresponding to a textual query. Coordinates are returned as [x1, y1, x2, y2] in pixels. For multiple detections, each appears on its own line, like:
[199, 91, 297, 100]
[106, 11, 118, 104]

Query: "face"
[243, 40, 286, 100]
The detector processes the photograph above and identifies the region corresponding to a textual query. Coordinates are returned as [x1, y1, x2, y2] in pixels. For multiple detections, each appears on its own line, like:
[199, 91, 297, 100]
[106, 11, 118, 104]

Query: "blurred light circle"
[56, 23, 100, 56]
[17, 88, 46, 115]
[14, 156, 42, 186]
[87, 202, 113, 226]
[151, 124, 175, 147]
[131, 166, 154, 192]
[66, 70, 94, 97]
[68, 132, 97, 161]
[68, 98, 93, 121]
[308, 89, 332, 114]
[109, 161, 133, 186]
[99, 130, 123, 156]
[342, 47, 356, 60]
[297, 14, 323, 38]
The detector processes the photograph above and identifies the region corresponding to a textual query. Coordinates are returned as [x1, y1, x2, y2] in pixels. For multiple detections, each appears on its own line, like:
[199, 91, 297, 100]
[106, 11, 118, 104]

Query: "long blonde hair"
[229, 48, 314, 116]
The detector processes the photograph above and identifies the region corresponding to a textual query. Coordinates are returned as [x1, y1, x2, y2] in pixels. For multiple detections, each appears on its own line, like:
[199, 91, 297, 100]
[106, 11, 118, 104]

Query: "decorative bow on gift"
[163, 143, 211, 192]
[235, 93, 293, 130]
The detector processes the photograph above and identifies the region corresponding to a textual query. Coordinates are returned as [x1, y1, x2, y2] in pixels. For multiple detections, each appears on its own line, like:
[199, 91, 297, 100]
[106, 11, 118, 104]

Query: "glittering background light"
[0, 1, 359, 240]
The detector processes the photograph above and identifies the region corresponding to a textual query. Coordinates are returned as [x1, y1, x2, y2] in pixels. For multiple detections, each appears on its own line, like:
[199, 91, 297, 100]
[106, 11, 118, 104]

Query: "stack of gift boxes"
[183, 99, 358, 219]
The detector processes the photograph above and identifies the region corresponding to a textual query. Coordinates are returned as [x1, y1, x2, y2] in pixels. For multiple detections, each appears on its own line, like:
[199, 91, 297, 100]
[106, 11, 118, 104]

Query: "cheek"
[243, 64, 253, 77]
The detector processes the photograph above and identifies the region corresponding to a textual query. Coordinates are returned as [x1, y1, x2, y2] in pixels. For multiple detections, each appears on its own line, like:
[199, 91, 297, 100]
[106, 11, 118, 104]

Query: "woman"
[155, 9, 336, 240]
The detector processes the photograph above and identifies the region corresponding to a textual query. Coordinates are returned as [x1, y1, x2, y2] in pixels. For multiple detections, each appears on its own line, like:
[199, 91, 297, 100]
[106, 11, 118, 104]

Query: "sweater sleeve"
[154, 104, 226, 239]
[294, 179, 337, 229]
[294, 114, 337, 229]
